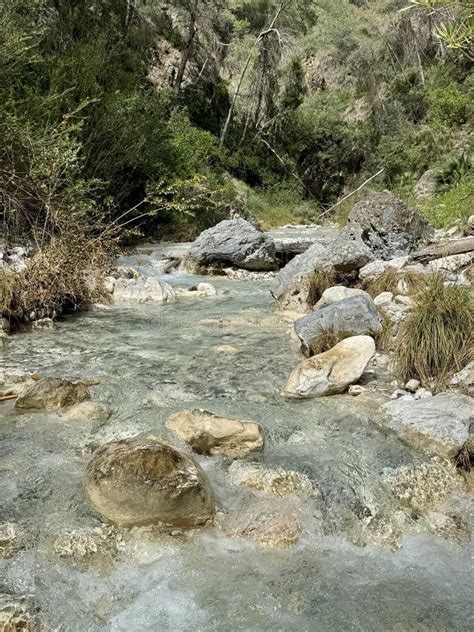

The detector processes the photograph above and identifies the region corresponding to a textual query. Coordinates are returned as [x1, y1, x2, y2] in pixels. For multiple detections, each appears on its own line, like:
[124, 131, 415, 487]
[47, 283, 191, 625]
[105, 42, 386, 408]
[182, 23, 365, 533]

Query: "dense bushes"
[0, 0, 472, 245]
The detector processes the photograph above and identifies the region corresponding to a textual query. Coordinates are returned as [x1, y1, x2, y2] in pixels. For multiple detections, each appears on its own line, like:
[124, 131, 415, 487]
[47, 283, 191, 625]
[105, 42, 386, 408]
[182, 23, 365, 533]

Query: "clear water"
[1, 250, 473, 631]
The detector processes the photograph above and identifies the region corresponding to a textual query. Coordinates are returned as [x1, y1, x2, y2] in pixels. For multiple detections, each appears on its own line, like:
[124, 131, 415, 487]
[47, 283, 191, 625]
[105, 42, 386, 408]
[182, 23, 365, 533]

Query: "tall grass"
[395, 275, 474, 391]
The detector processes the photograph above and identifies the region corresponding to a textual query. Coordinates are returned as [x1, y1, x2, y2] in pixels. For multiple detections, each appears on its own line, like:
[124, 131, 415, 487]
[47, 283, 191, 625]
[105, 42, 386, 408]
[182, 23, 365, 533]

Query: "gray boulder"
[294, 294, 383, 355]
[383, 393, 474, 458]
[271, 226, 373, 311]
[348, 191, 433, 260]
[187, 219, 278, 271]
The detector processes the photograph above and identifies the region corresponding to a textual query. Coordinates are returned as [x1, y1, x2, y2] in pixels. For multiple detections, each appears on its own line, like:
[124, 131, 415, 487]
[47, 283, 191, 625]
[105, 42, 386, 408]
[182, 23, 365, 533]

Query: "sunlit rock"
[84, 435, 215, 528]
[187, 219, 278, 272]
[15, 377, 90, 412]
[382, 393, 474, 458]
[284, 335, 376, 398]
[166, 409, 264, 458]
[112, 276, 175, 304]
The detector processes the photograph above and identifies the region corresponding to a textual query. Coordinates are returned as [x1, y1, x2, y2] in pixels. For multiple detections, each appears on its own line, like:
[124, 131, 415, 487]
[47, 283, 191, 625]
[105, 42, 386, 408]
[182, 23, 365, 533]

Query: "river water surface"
[1, 249, 473, 631]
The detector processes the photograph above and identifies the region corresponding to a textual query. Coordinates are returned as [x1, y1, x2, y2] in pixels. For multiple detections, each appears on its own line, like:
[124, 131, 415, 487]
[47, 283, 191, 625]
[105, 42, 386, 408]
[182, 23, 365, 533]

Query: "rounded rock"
[83, 435, 215, 528]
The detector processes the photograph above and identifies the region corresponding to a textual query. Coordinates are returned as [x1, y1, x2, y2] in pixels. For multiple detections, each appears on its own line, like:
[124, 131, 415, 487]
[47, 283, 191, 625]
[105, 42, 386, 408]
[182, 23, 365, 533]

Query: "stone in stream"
[110, 276, 175, 304]
[228, 461, 317, 497]
[230, 512, 302, 548]
[0, 593, 42, 631]
[61, 401, 111, 422]
[83, 435, 215, 528]
[348, 191, 433, 260]
[382, 393, 474, 459]
[294, 294, 382, 356]
[15, 377, 91, 412]
[283, 335, 376, 398]
[0, 522, 24, 559]
[187, 219, 278, 272]
[166, 409, 264, 458]
[0, 368, 36, 397]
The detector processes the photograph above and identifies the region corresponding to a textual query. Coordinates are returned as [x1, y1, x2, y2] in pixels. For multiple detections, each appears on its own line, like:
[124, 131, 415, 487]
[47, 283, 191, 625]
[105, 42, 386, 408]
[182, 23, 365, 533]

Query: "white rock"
[197, 282, 217, 296]
[283, 335, 376, 398]
[112, 276, 175, 304]
[405, 379, 420, 393]
[359, 257, 409, 281]
[374, 292, 394, 307]
[348, 385, 368, 396]
[315, 286, 368, 309]
[414, 388, 433, 400]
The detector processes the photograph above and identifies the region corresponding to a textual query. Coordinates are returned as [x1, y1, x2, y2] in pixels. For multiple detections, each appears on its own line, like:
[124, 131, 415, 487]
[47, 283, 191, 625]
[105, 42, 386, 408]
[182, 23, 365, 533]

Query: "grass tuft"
[308, 329, 353, 356]
[365, 269, 429, 298]
[307, 270, 336, 307]
[395, 274, 474, 391]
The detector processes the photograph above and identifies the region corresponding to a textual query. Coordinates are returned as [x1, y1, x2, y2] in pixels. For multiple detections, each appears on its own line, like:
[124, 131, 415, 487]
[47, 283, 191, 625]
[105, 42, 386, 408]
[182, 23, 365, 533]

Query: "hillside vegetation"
[1, 0, 472, 245]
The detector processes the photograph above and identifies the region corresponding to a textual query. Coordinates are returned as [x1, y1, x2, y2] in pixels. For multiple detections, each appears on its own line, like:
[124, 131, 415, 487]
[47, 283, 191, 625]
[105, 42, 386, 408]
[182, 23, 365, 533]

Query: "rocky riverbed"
[1, 231, 473, 630]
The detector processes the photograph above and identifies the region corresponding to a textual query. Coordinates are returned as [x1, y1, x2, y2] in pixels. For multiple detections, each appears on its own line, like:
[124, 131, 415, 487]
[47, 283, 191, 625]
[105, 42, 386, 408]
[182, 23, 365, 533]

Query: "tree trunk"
[175, 16, 198, 95]
[219, 1, 288, 149]
[410, 237, 474, 263]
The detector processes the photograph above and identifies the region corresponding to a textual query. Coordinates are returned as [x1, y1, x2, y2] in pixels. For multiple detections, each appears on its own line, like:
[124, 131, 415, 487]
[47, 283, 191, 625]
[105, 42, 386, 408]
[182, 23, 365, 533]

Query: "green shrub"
[418, 175, 474, 228]
[427, 84, 469, 127]
[395, 275, 474, 391]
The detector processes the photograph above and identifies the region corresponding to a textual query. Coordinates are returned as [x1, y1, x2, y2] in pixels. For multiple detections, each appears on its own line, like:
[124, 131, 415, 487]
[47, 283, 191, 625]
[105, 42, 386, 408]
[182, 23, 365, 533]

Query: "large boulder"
[382, 393, 474, 458]
[348, 191, 433, 260]
[110, 276, 175, 304]
[187, 219, 278, 271]
[294, 294, 382, 356]
[15, 378, 90, 411]
[166, 409, 264, 458]
[83, 435, 215, 528]
[271, 227, 373, 311]
[283, 335, 376, 398]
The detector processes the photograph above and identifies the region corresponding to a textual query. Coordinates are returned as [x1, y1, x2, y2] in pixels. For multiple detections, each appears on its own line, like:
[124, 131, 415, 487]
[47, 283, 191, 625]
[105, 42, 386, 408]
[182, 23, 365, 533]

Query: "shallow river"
[1, 249, 473, 631]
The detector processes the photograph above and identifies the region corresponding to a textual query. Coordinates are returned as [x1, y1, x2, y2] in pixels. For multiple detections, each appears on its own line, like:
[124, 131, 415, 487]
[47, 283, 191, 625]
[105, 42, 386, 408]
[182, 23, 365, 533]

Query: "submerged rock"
[230, 512, 302, 548]
[383, 393, 474, 458]
[111, 276, 175, 304]
[349, 191, 433, 260]
[15, 377, 90, 412]
[83, 435, 215, 528]
[0, 594, 42, 631]
[284, 335, 376, 398]
[61, 401, 111, 422]
[0, 522, 24, 559]
[166, 409, 264, 458]
[187, 219, 278, 272]
[294, 294, 382, 355]
[382, 457, 461, 513]
[53, 525, 123, 561]
[0, 368, 36, 397]
[228, 461, 317, 497]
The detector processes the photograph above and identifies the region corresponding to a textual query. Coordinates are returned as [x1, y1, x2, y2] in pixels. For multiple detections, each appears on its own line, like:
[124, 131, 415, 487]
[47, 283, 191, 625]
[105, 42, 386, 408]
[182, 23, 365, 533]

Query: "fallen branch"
[319, 169, 385, 218]
[410, 236, 474, 263]
[0, 394, 18, 401]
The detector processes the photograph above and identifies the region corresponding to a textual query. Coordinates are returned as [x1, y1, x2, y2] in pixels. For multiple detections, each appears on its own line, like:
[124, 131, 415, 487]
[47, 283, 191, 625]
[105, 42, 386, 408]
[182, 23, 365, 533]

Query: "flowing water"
[1, 246, 473, 631]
